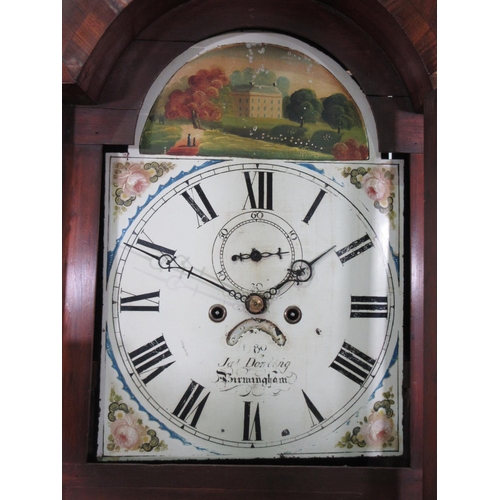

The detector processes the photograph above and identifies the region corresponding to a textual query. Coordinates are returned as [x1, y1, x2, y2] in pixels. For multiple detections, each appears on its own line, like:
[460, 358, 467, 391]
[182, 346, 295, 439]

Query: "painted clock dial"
[99, 158, 403, 460]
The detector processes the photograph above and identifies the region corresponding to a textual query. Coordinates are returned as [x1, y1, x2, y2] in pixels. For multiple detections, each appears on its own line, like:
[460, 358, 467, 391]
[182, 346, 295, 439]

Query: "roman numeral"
[172, 380, 210, 428]
[181, 184, 218, 226]
[350, 296, 388, 318]
[243, 170, 273, 210]
[120, 290, 160, 312]
[128, 335, 174, 385]
[137, 238, 176, 257]
[243, 401, 262, 442]
[330, 341, 376, 385]
[302, 189, 326, 224]
[335, 234, 373, 264]
[302, 390, 324, 425]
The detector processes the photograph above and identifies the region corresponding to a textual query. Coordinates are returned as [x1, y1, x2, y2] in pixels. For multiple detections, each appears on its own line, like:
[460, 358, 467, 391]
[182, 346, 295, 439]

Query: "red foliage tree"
[165, 67, 230, 128]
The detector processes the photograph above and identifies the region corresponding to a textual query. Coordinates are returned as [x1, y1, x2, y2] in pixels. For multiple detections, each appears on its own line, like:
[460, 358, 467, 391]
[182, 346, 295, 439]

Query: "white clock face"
[100, 159, 402, 460]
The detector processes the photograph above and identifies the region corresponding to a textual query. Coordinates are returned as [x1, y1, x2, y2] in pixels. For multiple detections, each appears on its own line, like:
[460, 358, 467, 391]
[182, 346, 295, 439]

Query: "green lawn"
[138, 116, 367, 159]
[139, 122, 183, 154]
[199, 129, 334, 160]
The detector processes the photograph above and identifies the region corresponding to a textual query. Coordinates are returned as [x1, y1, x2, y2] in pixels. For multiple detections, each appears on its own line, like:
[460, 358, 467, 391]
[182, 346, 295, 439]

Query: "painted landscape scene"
[139, 43, 369, 161]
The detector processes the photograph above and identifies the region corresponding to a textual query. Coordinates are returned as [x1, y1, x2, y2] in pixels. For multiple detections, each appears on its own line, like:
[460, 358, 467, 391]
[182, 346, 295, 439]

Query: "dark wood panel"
[98, 40, 192, 109]
[63, 62, 75, 85]
[422, 89, 437, 499]
[409, 153, 425, 471]
[63, 485, 417, 500]
[72, 0, 187, 103]
[412, 0, 437, 33]
[63, 463, 422, 499]
[139, 0, 407, 99]
[63, 0, 120, 80]
[319, 0, 433, 110]
[62, 0, 92, 52]
[376, 0, 437, 75]
[61, 489, 366, 500]
[63, 0, 434, 109]
[72, 108, 138, 145]
[62, 143, 103, 462]
[368, 97, 424, 153]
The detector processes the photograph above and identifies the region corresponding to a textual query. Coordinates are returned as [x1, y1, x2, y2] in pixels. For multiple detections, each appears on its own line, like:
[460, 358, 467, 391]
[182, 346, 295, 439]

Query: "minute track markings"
[106, 161, 400, 452]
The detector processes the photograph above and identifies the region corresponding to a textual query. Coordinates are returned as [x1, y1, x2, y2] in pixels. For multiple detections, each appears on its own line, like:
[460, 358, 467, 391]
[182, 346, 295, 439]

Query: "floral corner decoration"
[113, 161, 176, 218]
[107, 387, 168, 453]
[336, 387, 397, 451]
[342, 166, 396, 227]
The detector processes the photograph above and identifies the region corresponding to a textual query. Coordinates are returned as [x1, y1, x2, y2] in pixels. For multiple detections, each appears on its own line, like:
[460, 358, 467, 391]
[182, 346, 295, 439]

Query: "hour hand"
[231, 248, 289, 262]
[271, 244, 337, 292]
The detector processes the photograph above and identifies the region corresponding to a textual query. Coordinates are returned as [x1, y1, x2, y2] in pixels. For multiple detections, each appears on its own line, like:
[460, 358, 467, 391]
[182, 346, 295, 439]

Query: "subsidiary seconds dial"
[212, 211, 302, 296]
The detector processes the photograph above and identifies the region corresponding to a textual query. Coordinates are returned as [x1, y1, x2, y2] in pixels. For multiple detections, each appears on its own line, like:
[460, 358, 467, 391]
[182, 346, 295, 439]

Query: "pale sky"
[166, 43, 348, 99]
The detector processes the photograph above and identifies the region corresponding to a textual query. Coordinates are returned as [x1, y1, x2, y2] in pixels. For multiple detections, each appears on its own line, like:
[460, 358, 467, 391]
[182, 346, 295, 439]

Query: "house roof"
[232, 84, 283, 95]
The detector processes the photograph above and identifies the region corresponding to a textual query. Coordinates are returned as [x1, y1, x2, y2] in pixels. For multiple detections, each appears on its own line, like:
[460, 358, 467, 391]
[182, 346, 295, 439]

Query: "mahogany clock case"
[62, 1, 436, 496]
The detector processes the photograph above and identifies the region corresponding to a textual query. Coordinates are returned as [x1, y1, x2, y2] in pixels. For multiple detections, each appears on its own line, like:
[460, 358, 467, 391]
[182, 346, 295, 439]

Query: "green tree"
[321, 93, 361, 133]
[286, 88, 322, 127]
[276, 76, 290, 97]
[231, 68, 280, 87]
[254, 70, 277, 86]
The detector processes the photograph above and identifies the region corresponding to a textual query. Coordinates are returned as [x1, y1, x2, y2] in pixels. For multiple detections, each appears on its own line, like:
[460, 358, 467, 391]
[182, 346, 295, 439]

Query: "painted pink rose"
[110, 414, 145, 450]
[361, 167, 393, 203]
[360, 411, 394, 448]
[116, 163, 150, 197]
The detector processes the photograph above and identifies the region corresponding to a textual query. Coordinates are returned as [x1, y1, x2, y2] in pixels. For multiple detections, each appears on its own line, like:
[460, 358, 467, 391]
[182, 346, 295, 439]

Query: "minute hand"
[126, 243, 239, 299]
[168, 257, 233, 294]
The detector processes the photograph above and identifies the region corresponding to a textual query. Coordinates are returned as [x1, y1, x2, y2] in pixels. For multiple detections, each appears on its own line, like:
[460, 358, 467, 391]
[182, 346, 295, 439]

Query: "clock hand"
[308, 244, 337, 266]
[136, 238, 176, 257]
[167, 256, 234, 294]
[231, 248, 289, 262]
[268, 244, 337, 294]
[124, 242, 166, 262]
[125, 242, 244, 301]
[124, 239, 177, 266]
